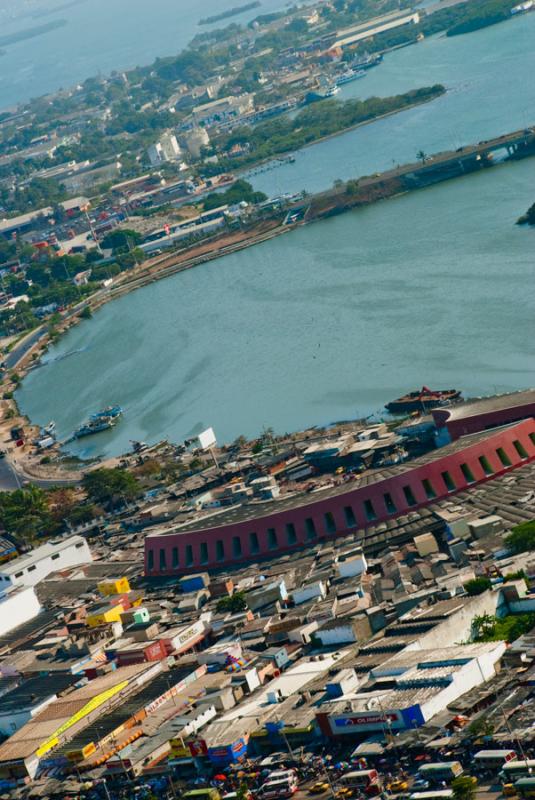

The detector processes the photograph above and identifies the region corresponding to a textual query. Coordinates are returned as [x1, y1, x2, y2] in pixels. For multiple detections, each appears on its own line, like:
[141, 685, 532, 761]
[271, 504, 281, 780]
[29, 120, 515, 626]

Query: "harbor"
[15, 155, 535, 458]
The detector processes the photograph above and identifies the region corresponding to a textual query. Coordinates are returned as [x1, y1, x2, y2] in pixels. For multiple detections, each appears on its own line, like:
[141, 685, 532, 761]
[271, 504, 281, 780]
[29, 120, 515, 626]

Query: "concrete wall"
[0, 695, 56, 737]
[145, 419, 535, 575]
[405, 590, 505, 652]
[0, 586, 41, 637]
[0, 537, 92, 590]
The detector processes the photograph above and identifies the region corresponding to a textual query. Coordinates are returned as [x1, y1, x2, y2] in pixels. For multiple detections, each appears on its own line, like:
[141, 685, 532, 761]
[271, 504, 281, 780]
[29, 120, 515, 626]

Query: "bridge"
[303, 124, 535, 219]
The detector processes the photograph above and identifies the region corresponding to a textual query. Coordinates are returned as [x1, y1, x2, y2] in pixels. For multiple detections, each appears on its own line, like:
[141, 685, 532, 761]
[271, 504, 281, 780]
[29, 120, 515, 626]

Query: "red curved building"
[433, 388, 535, 440]
[144, 418, 535, 576]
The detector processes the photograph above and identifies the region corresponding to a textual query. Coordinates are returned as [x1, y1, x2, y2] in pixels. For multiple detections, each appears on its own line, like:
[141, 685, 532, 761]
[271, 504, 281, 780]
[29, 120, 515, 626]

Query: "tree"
[79, 305, 92, 320]
[216, 591, 247, 613]
[0, 485, 54, 542]
[504, 520, 535, 554]
[464, 576, 492, 596]
[82, 467, 140, 508]
[472, 613, 496, 640]
[417, 149, 427, 163]
[452, 776, 476, 800]
[100, 229, 143, 252]
[467, 716, 494, 738]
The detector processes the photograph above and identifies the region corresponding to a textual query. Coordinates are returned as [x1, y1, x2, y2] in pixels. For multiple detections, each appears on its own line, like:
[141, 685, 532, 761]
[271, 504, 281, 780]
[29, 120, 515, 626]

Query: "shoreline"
[5, 126, 535, 481]
[234, 90, 447, 180]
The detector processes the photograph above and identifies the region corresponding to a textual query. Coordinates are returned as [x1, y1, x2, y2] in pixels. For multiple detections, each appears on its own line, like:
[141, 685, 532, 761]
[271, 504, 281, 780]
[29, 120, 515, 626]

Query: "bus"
[474, 750, 517, 771]
[410, 791, 454, 800]
[258, 779, 298, 799]
[339, 770, 381, 796]
[417, 763, 464, 783]
[184, 791, 221, 800]
[499, 762, 535, 783]
[515, 778, 535, 799]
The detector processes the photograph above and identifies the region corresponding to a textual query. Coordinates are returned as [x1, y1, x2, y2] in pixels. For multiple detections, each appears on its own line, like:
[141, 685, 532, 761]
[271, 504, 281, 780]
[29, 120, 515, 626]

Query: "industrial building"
[0, 536, 92, 591]
[145, 418, 535, 574]
[316, 642, 506, 737]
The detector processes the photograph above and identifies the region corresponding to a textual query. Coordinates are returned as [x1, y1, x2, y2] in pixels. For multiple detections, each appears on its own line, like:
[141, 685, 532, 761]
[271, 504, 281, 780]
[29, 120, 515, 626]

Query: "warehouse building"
[145, 419, 535, 574]
[0, 536, 92, 591]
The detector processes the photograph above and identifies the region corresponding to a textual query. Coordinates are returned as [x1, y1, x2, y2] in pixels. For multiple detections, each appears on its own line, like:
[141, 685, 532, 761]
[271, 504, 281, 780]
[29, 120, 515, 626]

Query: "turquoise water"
[12, 12, 535, 457]
[247, 13, 535, 194]
[0, 0, 292, 110]
[16, 158, 535, 457]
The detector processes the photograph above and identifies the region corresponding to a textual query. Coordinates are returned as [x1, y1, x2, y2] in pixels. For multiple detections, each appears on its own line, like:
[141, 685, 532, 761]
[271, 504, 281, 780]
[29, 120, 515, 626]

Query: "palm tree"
[416, 149, 427, 164]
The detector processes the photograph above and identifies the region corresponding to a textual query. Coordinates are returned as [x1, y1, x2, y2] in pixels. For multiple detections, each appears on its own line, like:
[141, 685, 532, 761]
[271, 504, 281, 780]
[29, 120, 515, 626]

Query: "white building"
[181, 127, 210, 159]
[336, 551, 368, 579]
[0, 674, 74, 736]
[191, 93, 255, 128]
[291, 581, 327, 606]
[319, 642, 506, 735]
[0, 586, 41, 637]
[147, 132, 182, 166]
[0, 535, 92, 591]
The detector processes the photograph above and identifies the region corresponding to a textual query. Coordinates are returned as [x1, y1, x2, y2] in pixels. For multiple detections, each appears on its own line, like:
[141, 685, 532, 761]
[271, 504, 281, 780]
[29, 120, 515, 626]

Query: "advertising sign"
[36, 680, 129, 757]
[331, 710, 402, 734]
[197, 427, 216, 450]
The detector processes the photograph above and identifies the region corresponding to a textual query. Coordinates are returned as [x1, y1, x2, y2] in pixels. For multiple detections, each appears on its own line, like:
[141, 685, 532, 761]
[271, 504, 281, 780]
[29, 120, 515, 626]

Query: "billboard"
[330, 710, 404, 734]
[197, 427, 216, 450]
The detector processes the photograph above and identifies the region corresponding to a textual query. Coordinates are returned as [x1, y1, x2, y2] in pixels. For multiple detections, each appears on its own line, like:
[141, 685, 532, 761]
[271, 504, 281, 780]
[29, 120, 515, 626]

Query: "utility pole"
[499, 705, 530, 773]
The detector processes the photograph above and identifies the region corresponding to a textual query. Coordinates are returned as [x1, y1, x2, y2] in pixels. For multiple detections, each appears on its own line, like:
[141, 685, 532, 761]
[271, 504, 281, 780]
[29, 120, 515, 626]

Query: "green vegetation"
[445, 0, 516, 36]
[216, 591, 248, 613]
[503, 568, 527, 583]
[0, 485, 93, 543]
[0, 177, 67, 216]
[517, 202, 535, 225]
[464, 576, 492, 595]
[203, 179, 267, 211]
[82, 467, 141, 508]
[100, 228, 143, 253]
[504, 519, 535, 553]
[467, 716, 495, 738]
[0, 485, 52, 542]
[79, 305, 92, 320]
[472, 612, 535, 642]
[0, 245, 142, 337]
[356, 0, 517, 56]
[209, 86, 445, 173]
[452, 776, 477, 800]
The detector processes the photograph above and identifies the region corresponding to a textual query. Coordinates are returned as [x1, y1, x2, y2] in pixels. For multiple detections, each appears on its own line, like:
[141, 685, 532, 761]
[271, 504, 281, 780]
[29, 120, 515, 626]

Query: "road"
[4, 327, 47, 370]
[0, 454, 79, 490]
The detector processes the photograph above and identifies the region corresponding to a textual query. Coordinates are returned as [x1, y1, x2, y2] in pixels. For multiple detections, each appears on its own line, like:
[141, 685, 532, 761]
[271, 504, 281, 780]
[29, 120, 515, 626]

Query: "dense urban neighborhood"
[0, 387, 535, 800]
[0, 0, 534, 798]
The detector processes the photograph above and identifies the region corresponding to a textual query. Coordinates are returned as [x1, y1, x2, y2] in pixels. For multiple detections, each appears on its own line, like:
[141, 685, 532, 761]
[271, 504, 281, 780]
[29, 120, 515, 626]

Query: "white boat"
[336, 69, 366, 86]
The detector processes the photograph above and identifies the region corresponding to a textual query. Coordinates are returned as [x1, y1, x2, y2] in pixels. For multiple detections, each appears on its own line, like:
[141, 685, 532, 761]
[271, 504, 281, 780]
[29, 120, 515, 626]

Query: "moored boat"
[336, 69, 366, 86]
[385, 386, 462, 413]
[90, 405, 123, 421]
[73, 419, 115, 438]
[351, 53, 383, 70]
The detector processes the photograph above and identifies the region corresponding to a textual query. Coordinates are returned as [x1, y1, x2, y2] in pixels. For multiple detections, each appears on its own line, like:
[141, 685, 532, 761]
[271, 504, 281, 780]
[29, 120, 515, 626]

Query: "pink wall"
[433, 401, 535, 440]
[145, 419, 535, 575]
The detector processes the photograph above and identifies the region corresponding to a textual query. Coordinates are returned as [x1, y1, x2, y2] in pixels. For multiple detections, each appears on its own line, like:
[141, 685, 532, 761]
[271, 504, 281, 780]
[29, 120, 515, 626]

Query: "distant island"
[517, 202, 535, 225]
[199, 1, 261, 26]
[0, 19, 67, 48]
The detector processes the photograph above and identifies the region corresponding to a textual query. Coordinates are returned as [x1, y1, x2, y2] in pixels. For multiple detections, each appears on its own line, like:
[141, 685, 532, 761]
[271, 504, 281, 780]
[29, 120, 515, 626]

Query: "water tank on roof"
[133, 607, 150, 624]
